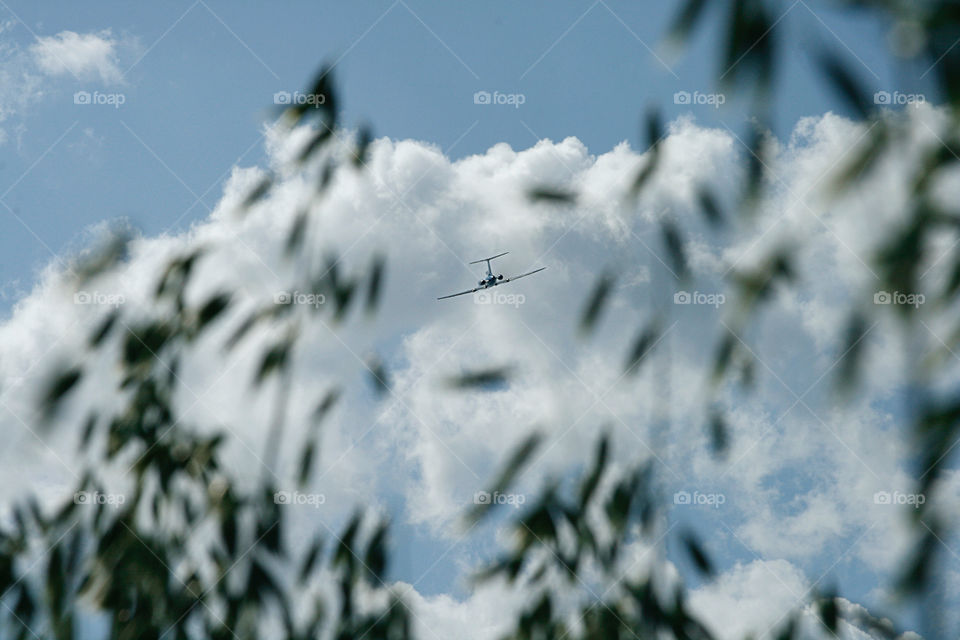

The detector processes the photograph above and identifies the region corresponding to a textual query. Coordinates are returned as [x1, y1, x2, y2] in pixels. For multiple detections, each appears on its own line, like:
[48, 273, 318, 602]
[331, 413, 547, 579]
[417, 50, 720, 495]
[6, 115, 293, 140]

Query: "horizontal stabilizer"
[469, 252, 508, 264]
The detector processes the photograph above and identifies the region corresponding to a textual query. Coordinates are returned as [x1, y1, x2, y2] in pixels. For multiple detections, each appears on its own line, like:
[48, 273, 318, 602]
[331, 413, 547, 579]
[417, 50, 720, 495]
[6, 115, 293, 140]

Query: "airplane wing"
[501, 267, 546, 284]
[437, 286, 479, 300]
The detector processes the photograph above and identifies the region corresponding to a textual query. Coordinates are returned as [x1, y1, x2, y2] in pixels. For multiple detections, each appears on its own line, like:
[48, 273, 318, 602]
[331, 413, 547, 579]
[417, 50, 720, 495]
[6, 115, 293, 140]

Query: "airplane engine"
[497, 274, 504, 280]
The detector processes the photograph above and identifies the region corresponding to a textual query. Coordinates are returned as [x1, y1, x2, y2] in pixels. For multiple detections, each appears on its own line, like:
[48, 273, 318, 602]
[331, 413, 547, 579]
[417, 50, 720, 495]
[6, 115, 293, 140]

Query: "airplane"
[437, 252, 546, 300]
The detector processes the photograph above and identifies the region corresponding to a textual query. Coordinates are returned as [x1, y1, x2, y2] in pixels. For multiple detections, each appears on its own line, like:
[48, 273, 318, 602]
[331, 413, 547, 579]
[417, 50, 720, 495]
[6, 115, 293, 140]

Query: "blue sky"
[0, 3, 947, 638]
[0, 1, 905, 308]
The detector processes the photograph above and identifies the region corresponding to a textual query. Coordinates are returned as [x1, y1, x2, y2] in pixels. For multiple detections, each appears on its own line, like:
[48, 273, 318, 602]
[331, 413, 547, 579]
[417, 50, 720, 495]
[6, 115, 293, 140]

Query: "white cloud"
[0, 108, 948, 637]
[30, 30, 123, 84]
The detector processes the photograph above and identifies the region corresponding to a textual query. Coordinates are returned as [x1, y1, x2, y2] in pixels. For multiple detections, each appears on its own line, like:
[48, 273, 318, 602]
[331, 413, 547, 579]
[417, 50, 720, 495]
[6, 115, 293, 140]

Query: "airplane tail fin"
[469, 251, 508, 265]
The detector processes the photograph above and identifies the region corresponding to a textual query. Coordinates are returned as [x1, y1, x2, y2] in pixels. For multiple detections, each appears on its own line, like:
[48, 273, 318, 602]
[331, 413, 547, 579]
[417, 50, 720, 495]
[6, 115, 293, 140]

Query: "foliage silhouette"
[3, 1, 959, 638]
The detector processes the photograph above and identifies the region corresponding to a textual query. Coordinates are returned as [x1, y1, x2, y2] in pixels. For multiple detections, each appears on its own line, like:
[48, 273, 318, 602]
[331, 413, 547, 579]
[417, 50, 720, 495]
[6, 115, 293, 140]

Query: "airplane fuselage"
[479, 272, 503, 288]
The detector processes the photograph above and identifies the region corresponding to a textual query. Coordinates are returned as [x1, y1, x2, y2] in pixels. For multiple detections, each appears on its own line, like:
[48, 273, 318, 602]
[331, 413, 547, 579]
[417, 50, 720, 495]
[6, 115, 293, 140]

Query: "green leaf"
[709, 410, 728, 457]
[365, 254, 385, 315]
[312, 388, 342, 427]
[40, 366, 82, 420]
[352, 125, 373, 168]
[465, 432, 542, 524]
[445, 366, 512, 390]
[697, 187, 724, 227]
[818, 590, 839, 633]
[284, 210, 309, 257]
[624, 323, 660, 376]
[667, 0, 709, 44]
[819, 51, 873, 120]
[297, 442, 316, 487]
[579, 272, 615, 336]
[365, 354, 390, 397]
[363, 521, 388, 585]
[631, 109, 664, 197]
[578, 434, 609, 510]
[89, 310, 119, 348]
[527, 187, 576, 204]
[299, 534, 325, 584]
[660, 219, 688, 279]
[240, 175, 273, 210]
[254, 337, 293, 387]
[196, 292, 231, 331]
[681, 530, 714, 577]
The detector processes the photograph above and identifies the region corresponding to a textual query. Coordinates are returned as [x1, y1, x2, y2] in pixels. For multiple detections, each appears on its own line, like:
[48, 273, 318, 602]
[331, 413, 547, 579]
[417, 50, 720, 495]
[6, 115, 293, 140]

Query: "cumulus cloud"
[0, 108, 949, 636]
[0, 26, 135, 145]
[30, 30, 124, 84]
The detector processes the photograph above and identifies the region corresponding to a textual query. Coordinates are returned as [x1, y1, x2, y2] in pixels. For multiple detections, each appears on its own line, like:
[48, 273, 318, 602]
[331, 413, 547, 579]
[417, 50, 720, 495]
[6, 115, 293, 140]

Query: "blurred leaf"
[363, 521, 388, 584]
[224, 307, 273, 351]
[365, 354, 390, 397]
[333, 511, 362, 574]
[660, 219, 688, 279]
[297, 441, 316, 487]
[79, 413, 98, 451]
[365, 254, 385, 315]
[668, 0, 709, 44]
[40, 366, 82, 420]
[630, 108, 664, 197]
[722, 0, 775, 92]
[836, 312, 869, 394]
[254, 336, 293, 387]
[697, 187, 724, 227]
[578, 434, 609, 510]
[285, 210, 309, 257]
[829, 123, 888, 193]
[709, 410, 728, 457]
[312, 388, 342, 427]
[712, 330, 737, 383]
[122, 322, 173, 371]
[299, 534, 324, 584]
[624, 323, 661, 376]
[680, 530, 714, 577]
[819, 51, 873, 120]
[196, 292, 231, 332]
[445, 366, 512, 390]
[352, 125, 373, 168]
[71, 229, 131, 284]
[155, 249, 204, 303]
[89, 311, 119, 348]
[896, 523, 937, 594]
[465, 432, 542, 524]
[240, 175, 272, 210]
[775, 615, 798, 640]
[744, 125, 767, 205]
[297, 128, 333, 164]
[579, 272, 616, 336]
[818, 590, 839, 633]
[528, 187, 576, 204]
